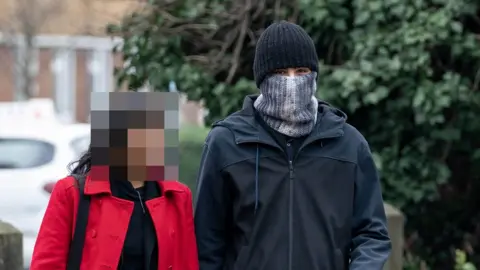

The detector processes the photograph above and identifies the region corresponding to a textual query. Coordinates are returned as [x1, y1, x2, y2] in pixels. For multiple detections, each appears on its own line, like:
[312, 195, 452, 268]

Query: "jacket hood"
[213, 95, 347, 144]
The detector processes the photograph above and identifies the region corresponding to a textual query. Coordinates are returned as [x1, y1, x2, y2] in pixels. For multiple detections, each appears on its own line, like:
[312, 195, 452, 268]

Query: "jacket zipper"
[286, 140, 294, 270]
[286, 135, 334, 270]
[120, 190, 145, 268]
[136, 190, 146, 214]
[237, 133, 340, 270]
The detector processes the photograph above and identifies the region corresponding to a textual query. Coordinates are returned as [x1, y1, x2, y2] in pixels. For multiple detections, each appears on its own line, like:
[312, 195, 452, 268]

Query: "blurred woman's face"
[126, 128, 165, 167]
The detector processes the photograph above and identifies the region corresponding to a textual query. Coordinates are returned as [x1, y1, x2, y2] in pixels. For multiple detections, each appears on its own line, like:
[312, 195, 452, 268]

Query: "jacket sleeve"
[30, 179, 73, 270]
[194, 130, 229, 270]
[350, 142, 391, 270]
[182, 187, 199, 270]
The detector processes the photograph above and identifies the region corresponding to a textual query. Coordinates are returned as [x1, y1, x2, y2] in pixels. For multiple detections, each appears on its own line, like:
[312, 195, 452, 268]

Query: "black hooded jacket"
[194, 95, 391, 270]
[110, 180, 160, 270]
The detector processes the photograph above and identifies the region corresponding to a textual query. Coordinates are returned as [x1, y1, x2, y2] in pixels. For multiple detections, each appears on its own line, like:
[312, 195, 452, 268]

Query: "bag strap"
[66, 174, 91, 270]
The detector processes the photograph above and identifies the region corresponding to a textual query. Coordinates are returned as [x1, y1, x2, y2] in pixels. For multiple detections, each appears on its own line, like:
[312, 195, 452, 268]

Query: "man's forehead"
[91, 91, 179, 111]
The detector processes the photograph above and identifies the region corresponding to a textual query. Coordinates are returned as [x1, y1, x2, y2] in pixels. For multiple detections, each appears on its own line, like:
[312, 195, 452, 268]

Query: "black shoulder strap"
[66, 174, 91, 270]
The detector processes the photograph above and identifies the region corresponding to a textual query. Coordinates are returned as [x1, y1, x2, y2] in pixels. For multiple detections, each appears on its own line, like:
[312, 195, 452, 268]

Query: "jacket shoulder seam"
[303, 154, 357, 165]
[219, 156, 257, 172]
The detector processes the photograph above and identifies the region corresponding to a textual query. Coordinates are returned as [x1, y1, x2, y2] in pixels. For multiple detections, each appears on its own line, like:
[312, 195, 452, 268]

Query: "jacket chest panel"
[147, 198, 179, 270]
[84, 197, 134, 269]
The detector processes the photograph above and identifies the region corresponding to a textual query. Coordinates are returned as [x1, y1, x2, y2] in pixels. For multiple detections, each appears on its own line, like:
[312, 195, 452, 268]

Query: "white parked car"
[0, 122, 90, 268]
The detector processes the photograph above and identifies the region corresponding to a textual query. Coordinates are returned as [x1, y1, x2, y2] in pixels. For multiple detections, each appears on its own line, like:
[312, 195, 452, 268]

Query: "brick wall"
[37, 48, 54, 98]
[0, 0, 142, 36]
[75, 50, 89, 123]
[0, 41, 205, 126]
[0, 46, 15, 101]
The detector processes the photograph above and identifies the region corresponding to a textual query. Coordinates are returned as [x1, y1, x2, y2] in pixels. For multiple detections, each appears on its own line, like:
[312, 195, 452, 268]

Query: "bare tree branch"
[114, 0, 292, 85]
[0, 0, 64, 100]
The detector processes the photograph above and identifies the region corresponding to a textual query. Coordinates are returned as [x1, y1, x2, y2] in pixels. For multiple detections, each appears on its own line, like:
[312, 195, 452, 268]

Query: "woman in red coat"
[30, 129, 198, 269]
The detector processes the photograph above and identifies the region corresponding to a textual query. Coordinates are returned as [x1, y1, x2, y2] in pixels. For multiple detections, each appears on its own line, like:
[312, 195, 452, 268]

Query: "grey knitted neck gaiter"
[254, 72, 318, 137]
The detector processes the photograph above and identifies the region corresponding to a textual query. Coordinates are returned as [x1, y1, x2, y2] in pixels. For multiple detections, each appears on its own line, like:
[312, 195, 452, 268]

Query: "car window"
[70, 135, 90, 158]
[0, 138, 55, 169]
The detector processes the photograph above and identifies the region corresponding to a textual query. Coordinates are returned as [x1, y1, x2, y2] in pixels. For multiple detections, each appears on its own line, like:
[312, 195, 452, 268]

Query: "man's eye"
[297, 68, 310, 74]
[274, 70, 288, 74]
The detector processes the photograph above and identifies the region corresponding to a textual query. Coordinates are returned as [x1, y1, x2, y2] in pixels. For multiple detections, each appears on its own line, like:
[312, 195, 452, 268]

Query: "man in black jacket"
[194, 21, 391, 270]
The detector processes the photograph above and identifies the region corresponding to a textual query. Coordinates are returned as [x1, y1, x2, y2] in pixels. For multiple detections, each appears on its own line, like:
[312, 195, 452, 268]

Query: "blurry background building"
[0, 0, 204, 126]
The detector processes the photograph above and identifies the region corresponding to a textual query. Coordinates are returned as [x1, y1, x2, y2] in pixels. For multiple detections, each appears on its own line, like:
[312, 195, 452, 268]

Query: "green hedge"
[179, 126, 209, 195]
[113, 0, 480, 266]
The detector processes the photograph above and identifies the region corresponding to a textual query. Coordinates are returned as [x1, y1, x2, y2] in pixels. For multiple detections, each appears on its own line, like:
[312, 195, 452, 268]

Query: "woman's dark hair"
[68, 144, 91, 175]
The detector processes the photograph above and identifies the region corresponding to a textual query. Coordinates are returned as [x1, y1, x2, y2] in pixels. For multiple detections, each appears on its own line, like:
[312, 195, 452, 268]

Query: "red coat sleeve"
[30, 178, 74, 270]
[182, 187, 199, 270]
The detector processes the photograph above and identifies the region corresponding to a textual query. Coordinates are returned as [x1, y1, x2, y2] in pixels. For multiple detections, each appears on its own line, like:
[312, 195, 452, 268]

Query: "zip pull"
[289, 160, 294, 179]
[135, 190, 146, 214]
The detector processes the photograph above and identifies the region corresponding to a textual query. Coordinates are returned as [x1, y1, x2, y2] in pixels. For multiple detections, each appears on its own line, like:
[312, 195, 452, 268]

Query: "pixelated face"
[127, 128, 164, 164]
[90, 91, 179, 181]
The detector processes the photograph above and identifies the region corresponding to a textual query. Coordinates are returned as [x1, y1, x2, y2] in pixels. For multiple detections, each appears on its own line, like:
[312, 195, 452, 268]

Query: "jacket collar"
[213, 95, 347, 147]
[83, 166, 184, 196]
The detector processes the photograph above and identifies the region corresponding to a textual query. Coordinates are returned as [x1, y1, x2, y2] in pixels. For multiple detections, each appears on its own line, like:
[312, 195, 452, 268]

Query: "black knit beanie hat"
[253, 21, 319, 87]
